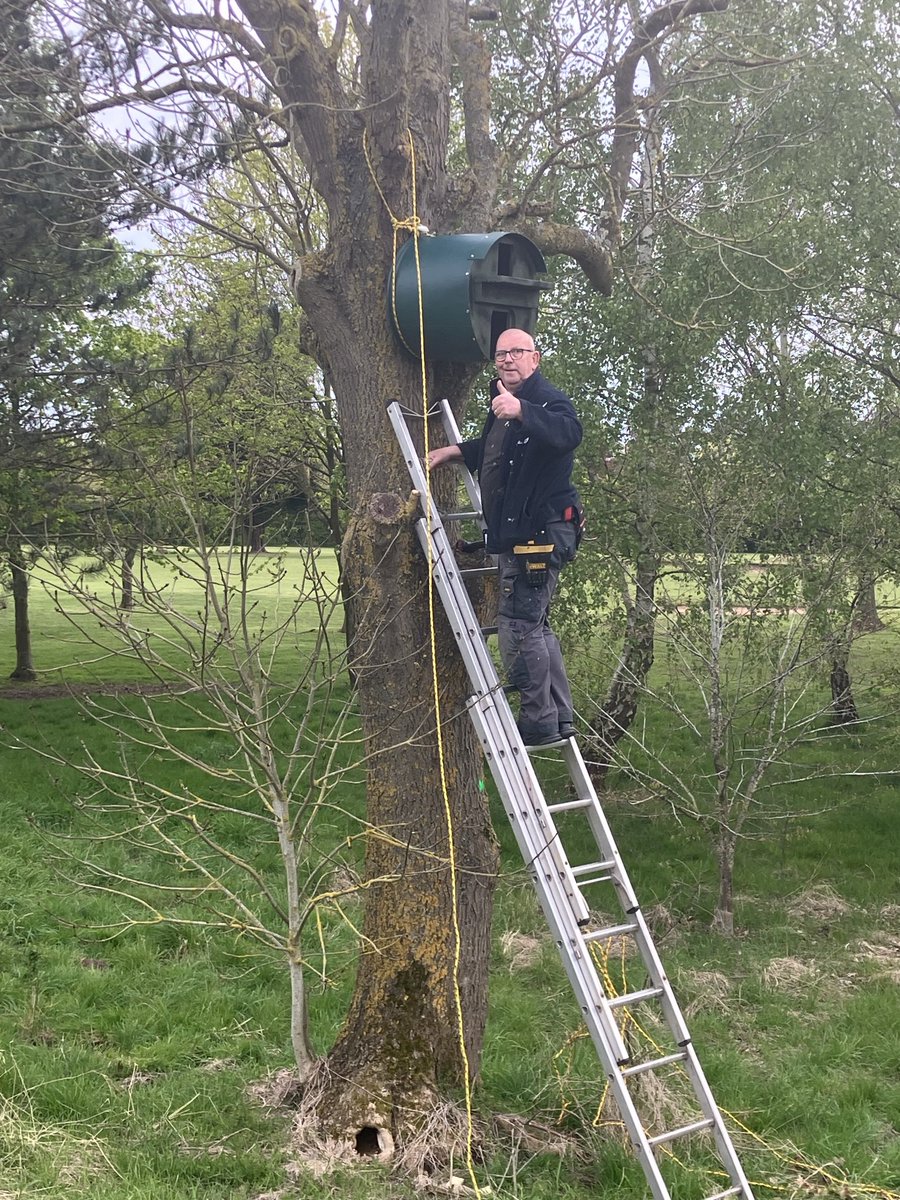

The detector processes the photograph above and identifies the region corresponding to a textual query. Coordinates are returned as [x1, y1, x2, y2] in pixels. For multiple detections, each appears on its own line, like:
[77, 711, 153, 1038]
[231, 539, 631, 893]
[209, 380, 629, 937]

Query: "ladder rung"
[547, 797, 594, 814]
[583, 921, 638, 943]
[442, 509, 480, 520]
[570, 858, 615, 876]
[647, 1117, 715, 1148]
[607, 986, 664, 1010]
[575, 874, 613, 888]
[460, 566, 496, 576]
[702, 1188, 743, 1200]
[620, 1051, 688, 1078]
[480, 625, 498, 636]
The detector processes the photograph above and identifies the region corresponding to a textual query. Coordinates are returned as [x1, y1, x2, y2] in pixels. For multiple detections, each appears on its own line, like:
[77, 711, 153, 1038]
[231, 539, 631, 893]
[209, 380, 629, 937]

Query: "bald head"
[494, 328, 540, 392]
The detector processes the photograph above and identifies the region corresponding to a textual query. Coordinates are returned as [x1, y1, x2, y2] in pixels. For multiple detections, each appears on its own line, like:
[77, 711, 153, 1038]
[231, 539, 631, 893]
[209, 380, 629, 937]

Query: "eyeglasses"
[493, 347, 535, 361]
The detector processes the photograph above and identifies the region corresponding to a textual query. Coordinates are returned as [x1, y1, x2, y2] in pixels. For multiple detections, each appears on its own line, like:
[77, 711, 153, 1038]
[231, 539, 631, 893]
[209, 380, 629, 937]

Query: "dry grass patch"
[499, 930, 545, 971]
[761, 957, 820, 993]
[247, 1066, 304, 1112]
[853, 933, 900, 984]
[786, 883, 853, 925]
[680, 969, 732, 1018]
[0, 1082, 113, 1192]
[644, 902, 679, 943]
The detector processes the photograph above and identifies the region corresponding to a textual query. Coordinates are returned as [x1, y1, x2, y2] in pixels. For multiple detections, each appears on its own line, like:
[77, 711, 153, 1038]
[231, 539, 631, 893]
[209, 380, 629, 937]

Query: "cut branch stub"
[369, 491, 419, 526]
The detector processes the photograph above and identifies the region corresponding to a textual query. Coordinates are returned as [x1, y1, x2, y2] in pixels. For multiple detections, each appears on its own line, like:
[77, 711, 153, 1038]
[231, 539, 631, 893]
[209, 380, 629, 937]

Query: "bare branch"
[608, 0, 731, 221]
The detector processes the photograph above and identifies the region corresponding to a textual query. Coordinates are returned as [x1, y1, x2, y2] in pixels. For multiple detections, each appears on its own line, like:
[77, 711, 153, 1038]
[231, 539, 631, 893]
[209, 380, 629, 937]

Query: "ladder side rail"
[388, 401, 436, 508]
[437, 396, 465, 444]
[560, 744, 753, 1198]
[562, 741, 695, 1044]
[560, 740, 642, 908]
[468, 696, 633, 1067]
[677, 1042, 756, 1198]
[469, 689, 592, 926]
[438, 398, 486, 537]
[414, 520, 500, 699]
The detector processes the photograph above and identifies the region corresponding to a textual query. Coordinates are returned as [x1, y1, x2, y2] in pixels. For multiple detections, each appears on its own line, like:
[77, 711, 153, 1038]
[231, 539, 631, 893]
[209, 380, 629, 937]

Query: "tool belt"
[512, 539, 555, 588]
[512, 506, 585, 588]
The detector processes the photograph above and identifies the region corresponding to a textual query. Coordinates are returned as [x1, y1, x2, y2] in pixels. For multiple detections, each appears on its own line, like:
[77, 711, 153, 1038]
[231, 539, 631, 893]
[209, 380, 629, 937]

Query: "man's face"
[494, 333, 540, 392]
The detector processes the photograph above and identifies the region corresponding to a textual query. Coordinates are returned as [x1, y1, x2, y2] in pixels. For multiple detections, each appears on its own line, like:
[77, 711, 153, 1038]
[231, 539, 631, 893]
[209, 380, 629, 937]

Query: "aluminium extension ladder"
[387, 399, 754, 1200]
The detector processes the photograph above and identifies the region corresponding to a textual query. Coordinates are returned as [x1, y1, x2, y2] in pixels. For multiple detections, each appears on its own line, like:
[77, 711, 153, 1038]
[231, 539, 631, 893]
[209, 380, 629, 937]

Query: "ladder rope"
[367, 126, 481, 1196]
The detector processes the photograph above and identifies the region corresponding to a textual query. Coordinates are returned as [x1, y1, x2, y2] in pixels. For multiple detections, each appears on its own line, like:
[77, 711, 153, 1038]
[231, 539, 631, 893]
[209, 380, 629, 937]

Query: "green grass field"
[1, 552, 899, 1199]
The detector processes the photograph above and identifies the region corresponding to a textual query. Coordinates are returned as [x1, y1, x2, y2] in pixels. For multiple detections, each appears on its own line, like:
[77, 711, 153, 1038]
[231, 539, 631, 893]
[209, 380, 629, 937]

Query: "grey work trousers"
[497, 518, 576, 740]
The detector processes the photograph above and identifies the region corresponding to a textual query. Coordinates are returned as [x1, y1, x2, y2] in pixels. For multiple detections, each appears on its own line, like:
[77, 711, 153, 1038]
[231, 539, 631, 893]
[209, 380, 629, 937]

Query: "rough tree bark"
[828, 631, 860, 726]
[852, 575, 885, 634]
[9, 545, 36, 681]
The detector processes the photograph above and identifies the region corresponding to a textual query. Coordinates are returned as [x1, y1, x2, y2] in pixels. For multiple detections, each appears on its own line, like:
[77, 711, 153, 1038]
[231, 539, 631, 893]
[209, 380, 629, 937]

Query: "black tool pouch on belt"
[513, 538, 554, 588]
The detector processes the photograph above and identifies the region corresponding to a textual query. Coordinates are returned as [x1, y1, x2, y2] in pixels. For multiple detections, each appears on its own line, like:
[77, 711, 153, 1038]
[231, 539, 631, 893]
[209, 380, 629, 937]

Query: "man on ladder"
[426, 327, 584, 749]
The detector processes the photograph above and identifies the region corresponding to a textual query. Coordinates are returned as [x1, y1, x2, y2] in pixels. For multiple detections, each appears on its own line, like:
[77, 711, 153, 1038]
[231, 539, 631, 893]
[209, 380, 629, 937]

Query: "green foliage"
[0, 5, 159, 603]
[102, 166, 341, 559]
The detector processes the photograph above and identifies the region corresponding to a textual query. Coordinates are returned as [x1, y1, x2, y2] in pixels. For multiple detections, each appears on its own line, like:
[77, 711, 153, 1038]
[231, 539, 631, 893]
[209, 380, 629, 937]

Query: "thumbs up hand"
[492, 381, 523, 422]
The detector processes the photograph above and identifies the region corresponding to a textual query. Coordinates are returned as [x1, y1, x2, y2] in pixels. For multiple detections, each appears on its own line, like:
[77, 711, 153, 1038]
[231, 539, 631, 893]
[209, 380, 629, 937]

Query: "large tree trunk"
[289, 142, 498, 1143]
[315, 492, 498, 1142]
[852, 575, 884, 634]
[828, 631, 859, 726]
[303, 401, 499, 1145]
[9, 546, 36, 681]
[590, 546, 658, 775]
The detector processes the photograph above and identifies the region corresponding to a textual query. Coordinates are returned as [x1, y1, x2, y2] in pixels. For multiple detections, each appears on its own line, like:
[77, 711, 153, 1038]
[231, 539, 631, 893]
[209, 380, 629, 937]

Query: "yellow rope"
[362, 129, 426, 358]
[365, 126, 481, 1198]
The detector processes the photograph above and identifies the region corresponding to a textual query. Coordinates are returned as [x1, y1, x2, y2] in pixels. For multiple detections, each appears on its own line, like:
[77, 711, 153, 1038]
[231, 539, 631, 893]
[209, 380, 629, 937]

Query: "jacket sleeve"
[518, 388, 582, 453]
[458, 437, 482, 474]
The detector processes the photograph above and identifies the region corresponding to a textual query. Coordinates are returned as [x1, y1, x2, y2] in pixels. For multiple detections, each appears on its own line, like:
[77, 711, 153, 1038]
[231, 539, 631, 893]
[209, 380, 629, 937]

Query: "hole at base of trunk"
[355, 1126, 385, 1157]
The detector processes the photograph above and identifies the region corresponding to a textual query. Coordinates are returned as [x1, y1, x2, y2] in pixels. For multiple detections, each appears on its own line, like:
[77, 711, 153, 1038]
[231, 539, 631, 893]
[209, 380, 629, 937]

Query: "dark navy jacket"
[459, 369, 582, 553]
